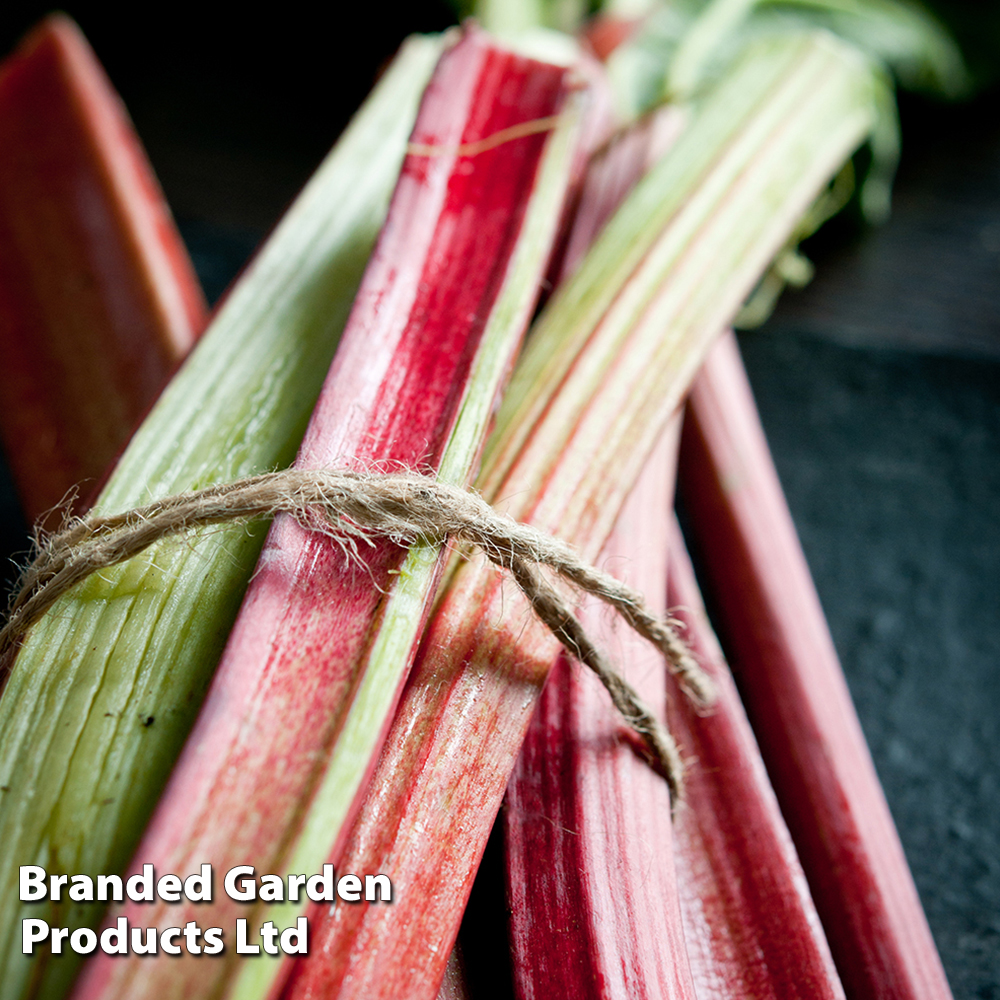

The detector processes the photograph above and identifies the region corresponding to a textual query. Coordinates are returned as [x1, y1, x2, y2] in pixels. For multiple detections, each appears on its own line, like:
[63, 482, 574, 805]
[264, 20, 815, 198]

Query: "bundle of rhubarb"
[0, 3, 967, 999]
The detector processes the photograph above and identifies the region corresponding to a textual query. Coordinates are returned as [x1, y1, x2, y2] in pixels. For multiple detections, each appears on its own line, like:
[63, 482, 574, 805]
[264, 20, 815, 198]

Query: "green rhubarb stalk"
[277, 31, 885, 1000]
[0, 34, 441, 1000]
[480, 27, 878, 507]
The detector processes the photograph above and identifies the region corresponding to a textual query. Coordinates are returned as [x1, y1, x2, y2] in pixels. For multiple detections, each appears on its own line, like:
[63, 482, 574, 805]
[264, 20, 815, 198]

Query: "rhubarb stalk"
[0, 15, 206, 521]
[665, 516, 845, 998]
[505, 425, 849, 999]
[278, 32, 882, 1000]
[501, 84, 840, 998]
[504, 423, 698, 1000]
[678, 330, 953, 999]
[74, 29, 583, 1000]
[0, 35, 441, 1000]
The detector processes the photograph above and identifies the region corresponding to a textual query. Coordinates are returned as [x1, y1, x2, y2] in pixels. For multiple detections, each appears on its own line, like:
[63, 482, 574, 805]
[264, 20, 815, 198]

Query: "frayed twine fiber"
[1, 469, 715, 804]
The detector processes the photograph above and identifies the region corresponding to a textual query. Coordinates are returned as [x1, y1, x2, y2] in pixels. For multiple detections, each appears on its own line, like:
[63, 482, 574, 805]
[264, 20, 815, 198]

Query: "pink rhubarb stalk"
[0, 15, 206, 521]
[665, 515, 845, 998]
[278, 32, 880, 1000]
[503, 430, 848, 999]
[678, 330, 953, 1000]
[504, 423, 698, 1000]
[74, 27, 581, 1000]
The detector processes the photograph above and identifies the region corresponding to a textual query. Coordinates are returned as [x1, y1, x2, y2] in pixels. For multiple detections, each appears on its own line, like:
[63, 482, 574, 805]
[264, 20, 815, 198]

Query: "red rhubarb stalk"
[503, 428, 848, 999]
[74, 29, 581, 1000]
[278, 33, 880, 1000]
[504, 422, 698, 1000]
[678, 330, 953, 999]
[665, 515, 845, 998]
[0, 15, 206, 520]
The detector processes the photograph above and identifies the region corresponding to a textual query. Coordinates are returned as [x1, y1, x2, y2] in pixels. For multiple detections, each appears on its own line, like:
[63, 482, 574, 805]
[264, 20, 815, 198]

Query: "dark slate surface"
[1, 6, 998, 998]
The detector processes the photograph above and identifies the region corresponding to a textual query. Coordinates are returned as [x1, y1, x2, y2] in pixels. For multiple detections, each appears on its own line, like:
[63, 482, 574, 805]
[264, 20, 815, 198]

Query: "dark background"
[1, 4, 997, 997]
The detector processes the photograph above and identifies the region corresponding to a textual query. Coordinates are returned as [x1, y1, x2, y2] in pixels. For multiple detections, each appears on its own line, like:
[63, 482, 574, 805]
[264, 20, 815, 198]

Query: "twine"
[405, 115, 563, 158]
[1, 469, 716, 803]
